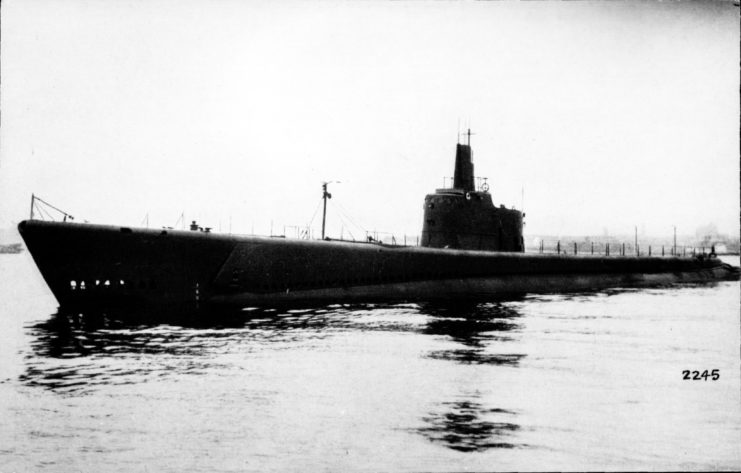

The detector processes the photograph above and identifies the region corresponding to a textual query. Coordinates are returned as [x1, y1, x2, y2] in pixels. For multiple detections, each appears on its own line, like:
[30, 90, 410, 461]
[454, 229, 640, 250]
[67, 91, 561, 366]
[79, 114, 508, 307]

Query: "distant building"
[695, 223, 720, 247]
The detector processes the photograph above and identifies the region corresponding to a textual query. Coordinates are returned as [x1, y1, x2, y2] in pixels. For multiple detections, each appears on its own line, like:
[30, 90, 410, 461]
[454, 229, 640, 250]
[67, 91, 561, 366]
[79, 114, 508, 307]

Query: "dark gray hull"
[18, 220, 738, 312]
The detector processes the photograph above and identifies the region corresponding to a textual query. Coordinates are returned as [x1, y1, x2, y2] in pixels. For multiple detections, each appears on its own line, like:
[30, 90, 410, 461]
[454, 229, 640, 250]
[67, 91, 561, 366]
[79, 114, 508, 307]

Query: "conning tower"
[420, 133, 524, 252]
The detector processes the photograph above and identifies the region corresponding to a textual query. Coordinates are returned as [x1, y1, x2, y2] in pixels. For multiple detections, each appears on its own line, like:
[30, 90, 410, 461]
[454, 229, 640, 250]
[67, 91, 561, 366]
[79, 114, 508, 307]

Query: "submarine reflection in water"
[19, 306, 352, 396]
[415, 302, 526, 451]
[421, 301, 526, 365]
[418, 397, 521, 452]
[21, 301, 529, 452]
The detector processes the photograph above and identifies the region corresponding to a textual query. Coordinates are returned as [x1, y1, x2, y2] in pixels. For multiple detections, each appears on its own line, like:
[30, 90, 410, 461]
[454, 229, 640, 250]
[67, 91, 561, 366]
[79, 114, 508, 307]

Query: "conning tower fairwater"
[421, 132, 524, 252]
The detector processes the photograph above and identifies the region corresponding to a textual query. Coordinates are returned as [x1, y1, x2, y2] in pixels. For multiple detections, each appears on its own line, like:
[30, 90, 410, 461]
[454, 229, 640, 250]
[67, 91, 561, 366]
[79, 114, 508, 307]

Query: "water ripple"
[416, 395, 523, 452]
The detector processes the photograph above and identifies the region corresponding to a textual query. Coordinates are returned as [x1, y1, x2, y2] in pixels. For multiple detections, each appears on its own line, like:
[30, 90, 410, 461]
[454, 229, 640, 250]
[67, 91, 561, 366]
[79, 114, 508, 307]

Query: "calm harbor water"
[1, 252, 739, 471]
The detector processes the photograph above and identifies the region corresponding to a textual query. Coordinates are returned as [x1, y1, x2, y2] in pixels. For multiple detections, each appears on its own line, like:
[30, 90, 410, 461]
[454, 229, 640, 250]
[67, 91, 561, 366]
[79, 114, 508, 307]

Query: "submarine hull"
[18, 220, 738, 312]
[210, 267, 736, 306]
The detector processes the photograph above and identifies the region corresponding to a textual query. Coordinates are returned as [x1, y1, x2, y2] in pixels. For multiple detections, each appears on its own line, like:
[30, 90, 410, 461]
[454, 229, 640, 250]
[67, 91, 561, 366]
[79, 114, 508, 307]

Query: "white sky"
[1, 0, 738, 240]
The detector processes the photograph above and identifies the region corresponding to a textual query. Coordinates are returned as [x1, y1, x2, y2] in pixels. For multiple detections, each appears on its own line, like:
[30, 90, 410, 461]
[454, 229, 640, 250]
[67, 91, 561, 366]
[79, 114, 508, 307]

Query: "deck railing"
[528, 240, 714, 258]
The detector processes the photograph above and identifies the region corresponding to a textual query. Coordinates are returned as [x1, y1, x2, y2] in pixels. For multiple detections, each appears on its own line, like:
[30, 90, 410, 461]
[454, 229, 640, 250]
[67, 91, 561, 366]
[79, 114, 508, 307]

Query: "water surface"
[2, 253, 739, 471]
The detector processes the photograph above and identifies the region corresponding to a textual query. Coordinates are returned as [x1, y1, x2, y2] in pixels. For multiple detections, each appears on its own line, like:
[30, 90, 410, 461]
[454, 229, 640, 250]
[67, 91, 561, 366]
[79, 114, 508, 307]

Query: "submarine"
[18, 134, 739, 312]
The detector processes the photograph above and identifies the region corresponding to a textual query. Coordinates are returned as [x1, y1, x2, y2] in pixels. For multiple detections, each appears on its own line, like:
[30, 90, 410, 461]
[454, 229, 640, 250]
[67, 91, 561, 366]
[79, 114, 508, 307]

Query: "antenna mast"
[321, 181, 339, 239]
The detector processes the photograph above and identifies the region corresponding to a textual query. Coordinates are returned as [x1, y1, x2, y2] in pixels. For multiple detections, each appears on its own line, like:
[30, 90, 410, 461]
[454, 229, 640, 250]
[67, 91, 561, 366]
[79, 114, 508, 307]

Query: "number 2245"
[682, 370, 719, 381]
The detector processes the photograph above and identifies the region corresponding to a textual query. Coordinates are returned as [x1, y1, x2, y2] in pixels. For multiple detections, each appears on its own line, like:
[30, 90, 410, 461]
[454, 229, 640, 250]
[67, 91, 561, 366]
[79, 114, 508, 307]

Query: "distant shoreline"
[0, 243, 23, 254]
